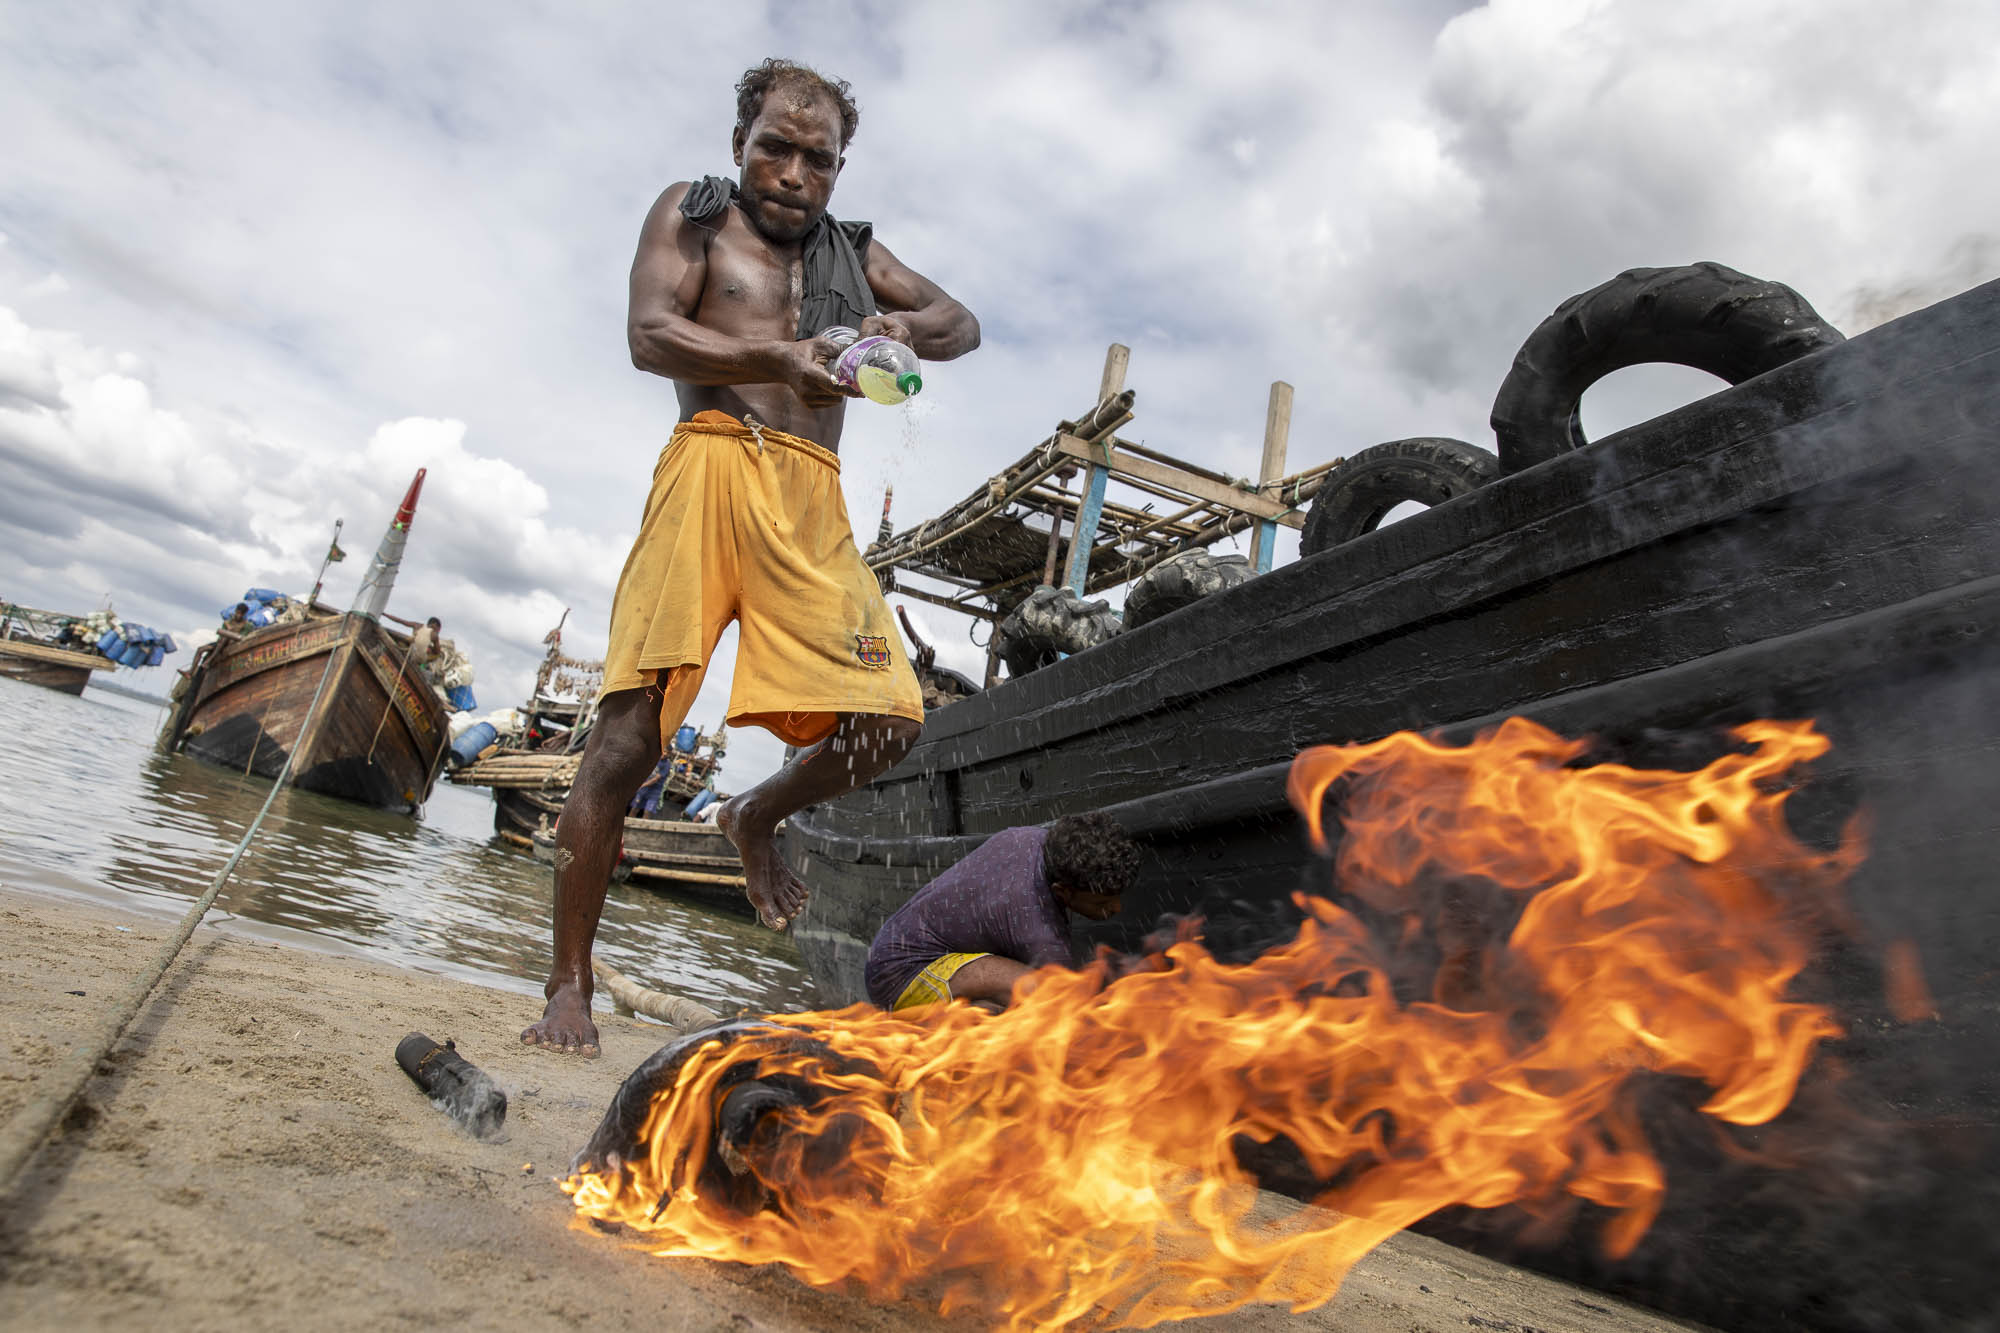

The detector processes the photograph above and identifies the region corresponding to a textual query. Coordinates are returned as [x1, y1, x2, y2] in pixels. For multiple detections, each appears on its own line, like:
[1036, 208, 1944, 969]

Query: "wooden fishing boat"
[530, 814, 748, 916]
[481, 754, 715, 851]
[0, 603, 138, 695]
[781, 268, 2000, 1330]
[448, 616, 601, 848]
[449, 617, 746, 900]
[164, 608, 448, 811]
[0, 636, 114, 695]
[161, 472, 451, 814]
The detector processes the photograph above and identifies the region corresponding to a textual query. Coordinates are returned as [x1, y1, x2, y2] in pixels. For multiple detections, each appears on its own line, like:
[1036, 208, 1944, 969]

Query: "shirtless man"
[523, 59, 979, 1055]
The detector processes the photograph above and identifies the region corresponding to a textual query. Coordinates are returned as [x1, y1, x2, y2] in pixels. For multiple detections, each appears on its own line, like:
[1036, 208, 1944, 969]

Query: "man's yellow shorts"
[603, 410, 924, 747]
[893, 952, 991, 1010]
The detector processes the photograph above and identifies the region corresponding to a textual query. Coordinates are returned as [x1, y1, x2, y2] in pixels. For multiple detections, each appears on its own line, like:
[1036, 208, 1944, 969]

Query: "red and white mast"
[353, 469, 426, 619]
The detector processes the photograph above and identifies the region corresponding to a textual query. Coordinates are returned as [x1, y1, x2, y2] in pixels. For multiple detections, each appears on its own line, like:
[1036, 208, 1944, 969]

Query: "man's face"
[732, 90, 844, 244]
[1056, 884, 1124, 922]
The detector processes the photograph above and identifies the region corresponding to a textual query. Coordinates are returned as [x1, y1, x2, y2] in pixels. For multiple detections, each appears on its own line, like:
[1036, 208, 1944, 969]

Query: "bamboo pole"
[1040, 469, 1072, 586]
[592, 959, 720, 1030]
[1098, 343, 1130, 401]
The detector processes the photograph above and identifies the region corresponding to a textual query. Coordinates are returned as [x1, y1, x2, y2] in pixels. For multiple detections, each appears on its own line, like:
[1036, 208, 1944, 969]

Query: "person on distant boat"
[412, 617, 444, 675]
[863, 813, 1138, 1012]
[628, 755, 675, 819]
[386, 613, 445, 674]
[522, 58, 978, 1056]
[218, 603, 252, 639]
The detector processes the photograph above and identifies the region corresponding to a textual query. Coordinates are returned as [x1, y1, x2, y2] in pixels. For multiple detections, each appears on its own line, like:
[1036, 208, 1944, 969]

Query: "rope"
[0, 636, 347, 1192]
[364, 628, 422, 764]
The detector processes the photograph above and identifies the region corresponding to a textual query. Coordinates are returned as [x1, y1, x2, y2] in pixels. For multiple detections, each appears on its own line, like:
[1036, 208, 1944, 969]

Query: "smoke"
[1838, 234, 1999, 333]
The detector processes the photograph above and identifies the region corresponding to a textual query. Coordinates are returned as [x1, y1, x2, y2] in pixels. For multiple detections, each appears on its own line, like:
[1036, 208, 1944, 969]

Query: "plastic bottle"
[820, 326, 924, 405]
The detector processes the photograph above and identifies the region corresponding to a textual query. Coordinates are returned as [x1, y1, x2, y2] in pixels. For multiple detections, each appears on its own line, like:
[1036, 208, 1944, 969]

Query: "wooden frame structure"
[862, 346, 1339, 662]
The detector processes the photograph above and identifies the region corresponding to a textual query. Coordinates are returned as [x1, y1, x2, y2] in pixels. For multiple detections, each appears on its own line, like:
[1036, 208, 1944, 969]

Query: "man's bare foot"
[521, 982, 600, 1057]
[718, 796, 808, 930]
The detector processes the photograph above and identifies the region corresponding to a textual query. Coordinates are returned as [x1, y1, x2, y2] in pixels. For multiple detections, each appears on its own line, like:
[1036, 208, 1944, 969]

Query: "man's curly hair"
[735, 58, 859, 148]
[1043, 812, 1140, 898]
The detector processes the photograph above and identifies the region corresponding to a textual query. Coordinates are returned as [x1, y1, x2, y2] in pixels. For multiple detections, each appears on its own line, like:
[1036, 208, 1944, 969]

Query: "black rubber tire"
[1298, 438, 1498, 558]
[996, 586, 1121, 677]
[1490, 261, 1844, 475]
[1122, 550, 1254, 630]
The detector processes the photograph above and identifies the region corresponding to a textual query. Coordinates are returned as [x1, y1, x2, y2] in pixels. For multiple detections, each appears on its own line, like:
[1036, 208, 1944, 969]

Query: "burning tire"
[568, 1019, 886, 1221]
[1298, 438, 1499, 558]
[1490, 261, 1845, 474]
[996, 585, 1121, 677]
[1122, 550, 1255, 630]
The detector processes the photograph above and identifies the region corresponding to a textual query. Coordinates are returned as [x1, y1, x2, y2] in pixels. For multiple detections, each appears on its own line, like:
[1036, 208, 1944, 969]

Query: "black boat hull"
[781, 280, 2000, 1332]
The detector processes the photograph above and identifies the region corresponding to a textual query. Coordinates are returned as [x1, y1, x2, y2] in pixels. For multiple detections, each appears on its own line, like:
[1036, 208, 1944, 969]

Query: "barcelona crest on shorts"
[854, 634, 892, 669]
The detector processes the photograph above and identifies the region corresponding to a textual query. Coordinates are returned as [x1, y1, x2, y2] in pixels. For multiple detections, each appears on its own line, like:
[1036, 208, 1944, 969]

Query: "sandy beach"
[0, 885, 1695, 1332]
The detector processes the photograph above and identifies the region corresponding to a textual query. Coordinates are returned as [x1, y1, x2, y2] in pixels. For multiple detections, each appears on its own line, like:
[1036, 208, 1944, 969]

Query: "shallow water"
[0, 675, 811, 1016]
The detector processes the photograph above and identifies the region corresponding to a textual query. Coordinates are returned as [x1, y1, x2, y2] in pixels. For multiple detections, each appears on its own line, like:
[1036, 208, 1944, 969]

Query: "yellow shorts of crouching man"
[893, 953, 991, 1010]
[602, 410, 924, 746]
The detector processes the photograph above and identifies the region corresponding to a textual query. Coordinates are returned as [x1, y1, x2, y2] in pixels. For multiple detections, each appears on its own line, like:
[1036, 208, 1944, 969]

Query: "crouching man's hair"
[1043, 812, 1139, 897]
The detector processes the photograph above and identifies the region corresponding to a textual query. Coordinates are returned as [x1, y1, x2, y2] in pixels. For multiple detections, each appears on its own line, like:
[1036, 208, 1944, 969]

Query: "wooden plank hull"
[780, 282, 2000, 1331]
[165, 613, 448, 813]
[619, 816, 746, 914]
[0, 653, 89, 695]
[0, 640, 113, 695]
[494, 785, 565, 847]
[517, 796, 746, 916]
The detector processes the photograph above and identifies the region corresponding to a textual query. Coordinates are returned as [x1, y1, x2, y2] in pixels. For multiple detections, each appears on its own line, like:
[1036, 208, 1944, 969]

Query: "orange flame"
[566, 717, 1872, 1329]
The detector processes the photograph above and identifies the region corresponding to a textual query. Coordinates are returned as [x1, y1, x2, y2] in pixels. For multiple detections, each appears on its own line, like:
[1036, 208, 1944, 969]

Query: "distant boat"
[450, 619, 743, 904]
[160, 471, 451, 814]
[530, 815, 748, 916]
[0, 603, 174, 696]
[0, 632, 113, 695]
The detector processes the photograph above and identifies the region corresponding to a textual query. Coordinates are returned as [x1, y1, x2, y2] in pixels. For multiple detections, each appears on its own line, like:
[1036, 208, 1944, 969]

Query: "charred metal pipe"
[396, 1032, 507, 1140]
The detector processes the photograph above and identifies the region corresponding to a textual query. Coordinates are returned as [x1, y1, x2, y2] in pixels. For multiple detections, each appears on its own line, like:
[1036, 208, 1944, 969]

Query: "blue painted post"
[1252, 516, 1278, 574]
[1248, 380, 1294, 576]
[1064, 462, 1110, 596]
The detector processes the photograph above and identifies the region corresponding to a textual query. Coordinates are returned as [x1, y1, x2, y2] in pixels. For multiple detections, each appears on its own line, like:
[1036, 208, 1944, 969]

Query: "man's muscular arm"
[860, 239, 981, 362]
[626, 183, 847, 407]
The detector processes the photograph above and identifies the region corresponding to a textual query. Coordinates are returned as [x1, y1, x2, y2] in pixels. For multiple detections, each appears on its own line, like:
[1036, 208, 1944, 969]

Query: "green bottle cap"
[898, 371, 923, 397]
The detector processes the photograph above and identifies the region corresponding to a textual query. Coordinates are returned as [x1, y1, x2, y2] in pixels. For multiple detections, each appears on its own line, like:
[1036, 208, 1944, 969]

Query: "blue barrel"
[449, 722, 499, 767]
[98, 628, 125, 657]
[119, 643, 148, 667]
[672, 725, 698, 753]
[684, 788, 717, 819]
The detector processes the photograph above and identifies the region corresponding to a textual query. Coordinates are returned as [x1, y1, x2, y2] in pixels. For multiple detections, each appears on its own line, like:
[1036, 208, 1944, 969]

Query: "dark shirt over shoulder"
[863, 826, 1073, 1007]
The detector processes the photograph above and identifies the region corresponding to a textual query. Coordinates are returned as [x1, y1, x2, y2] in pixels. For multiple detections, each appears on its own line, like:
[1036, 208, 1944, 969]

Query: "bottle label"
[831, 335, 891, 389]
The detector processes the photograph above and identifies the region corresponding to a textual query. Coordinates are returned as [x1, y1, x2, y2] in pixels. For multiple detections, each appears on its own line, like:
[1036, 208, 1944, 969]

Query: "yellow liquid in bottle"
[855, 364, 908, 405]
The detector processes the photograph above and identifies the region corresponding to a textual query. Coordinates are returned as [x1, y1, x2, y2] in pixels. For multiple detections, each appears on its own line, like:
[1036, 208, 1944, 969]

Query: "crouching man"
[863, 812, 1140, 1010]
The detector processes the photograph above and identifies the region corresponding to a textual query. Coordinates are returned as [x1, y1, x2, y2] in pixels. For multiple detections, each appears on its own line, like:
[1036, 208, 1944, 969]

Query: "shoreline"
[0, 884, 1696, 1331]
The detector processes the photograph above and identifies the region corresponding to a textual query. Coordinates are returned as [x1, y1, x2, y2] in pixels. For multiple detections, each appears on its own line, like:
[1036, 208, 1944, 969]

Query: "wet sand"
[0, 886, 1698, 1331]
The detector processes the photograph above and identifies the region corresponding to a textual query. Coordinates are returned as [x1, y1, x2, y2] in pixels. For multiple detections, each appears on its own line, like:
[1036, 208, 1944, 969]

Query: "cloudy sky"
[3, 0, 1996, 789]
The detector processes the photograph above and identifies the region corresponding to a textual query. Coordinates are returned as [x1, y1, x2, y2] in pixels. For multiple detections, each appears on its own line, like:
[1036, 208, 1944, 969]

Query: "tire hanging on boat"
[995, 585, 1122, 678]
[1490, 261, 1845, 475]
[1298, 438, 1499, 558]
[1122, 550, 1254, 630]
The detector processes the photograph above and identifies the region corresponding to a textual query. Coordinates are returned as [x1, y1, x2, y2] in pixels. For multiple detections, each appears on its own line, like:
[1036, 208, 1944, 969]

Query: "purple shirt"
[864, 826, 1074, 1007]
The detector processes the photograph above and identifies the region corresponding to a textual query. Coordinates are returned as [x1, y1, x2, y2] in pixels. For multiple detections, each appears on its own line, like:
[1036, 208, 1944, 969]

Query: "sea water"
[0, 677, 810, 1013]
